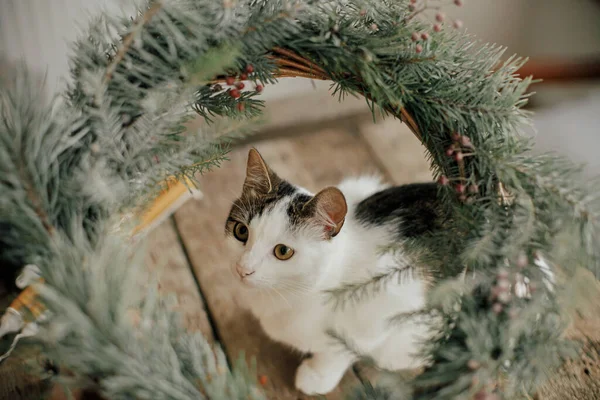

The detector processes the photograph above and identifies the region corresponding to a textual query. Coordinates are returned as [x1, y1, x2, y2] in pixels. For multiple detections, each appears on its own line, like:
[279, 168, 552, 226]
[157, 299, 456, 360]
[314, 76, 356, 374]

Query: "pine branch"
[325, 264, 417, 310]
[104, 2, 164, 84]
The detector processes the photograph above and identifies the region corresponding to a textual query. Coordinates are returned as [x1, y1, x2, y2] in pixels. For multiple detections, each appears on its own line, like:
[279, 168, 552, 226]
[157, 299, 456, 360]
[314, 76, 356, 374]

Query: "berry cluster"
[212, 64, 264, 112]
[490, 268, 512, 314]
[408, 0, 465, 52]
[437, 132, 477, 202]
[490, 254, 535, 317]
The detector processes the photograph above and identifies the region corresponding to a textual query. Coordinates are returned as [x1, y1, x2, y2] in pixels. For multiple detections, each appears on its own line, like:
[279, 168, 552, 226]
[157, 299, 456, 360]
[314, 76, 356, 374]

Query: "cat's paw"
[295, 358, 340, 395]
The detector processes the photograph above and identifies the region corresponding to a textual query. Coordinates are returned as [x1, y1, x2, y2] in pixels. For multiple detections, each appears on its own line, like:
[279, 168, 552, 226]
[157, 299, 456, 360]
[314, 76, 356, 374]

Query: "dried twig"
[267, 56, 327, 76]
[271, 47, 327, 75]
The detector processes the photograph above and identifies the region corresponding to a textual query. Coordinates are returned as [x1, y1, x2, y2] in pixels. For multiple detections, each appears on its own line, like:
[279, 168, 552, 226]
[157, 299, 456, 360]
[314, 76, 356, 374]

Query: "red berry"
[225, 76, 235, 86]
[410, 0, 417, 3]
[454, 0, 463, 5]
[458, 194, 467, 202]
[453, 19, 464, 29]
[259, 375, 268, 386]
[359, 9, 367, 16]
[454, 152, 463, 162]
[460, 135, 473, 148]
[497, 268, 509, 279]
[411, 32, 420, 41]
[445, 147, 454, 156]
[467, 359, 480, 370]
[475, 391, 498, 400]
[235, 82, 245, 90]
[451, 132, 461, 141]
[415, 44, 423, 53]
[255, 84, 264, 93]
[497, 291, 510, 303]
[497, 278, 510, 291]
[229, 88, 240, 98]
[468, 184, 478, 194]
[237, 102, 245, 112]
[421, 32, 430, 41]
[433, 23, 442, 32]
[438, 176, 449, 186]
[370, 23, 378, 31]
[240, 73, 248, 80]
[530, 282, 537, 293]
[246, 64, 254, 73]
[492, 303, 503, 314]
[436, 12, 445, 22]
[455, 183, 466, 194]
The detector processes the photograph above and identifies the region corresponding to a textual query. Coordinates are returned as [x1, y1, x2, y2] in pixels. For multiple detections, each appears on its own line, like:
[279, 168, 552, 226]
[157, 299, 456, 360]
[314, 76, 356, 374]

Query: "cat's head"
[225, 148, 347, 290]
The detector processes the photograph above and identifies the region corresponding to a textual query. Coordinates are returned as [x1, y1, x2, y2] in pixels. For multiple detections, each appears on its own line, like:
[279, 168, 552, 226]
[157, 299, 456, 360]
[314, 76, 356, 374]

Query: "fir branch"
[104, 2, 164, 84]
[325, 264, 416, 310]
[386, 310, 430, 328]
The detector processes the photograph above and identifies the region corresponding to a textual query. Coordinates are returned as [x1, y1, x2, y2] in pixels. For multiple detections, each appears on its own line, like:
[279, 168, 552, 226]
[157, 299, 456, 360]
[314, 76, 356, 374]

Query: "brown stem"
[274, 68, 330, 80]
[398, 107, 421, 141]
[271, 47, 327, 75]
[268, 56, 328, 76]
[457, 158, 466, 182]
[104, 2, 163, 83]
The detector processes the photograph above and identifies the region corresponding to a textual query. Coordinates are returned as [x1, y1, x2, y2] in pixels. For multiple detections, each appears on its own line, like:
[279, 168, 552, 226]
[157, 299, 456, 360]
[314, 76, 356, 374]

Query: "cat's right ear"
[303, 187, 348, 239]
[243, 148, 277, 196]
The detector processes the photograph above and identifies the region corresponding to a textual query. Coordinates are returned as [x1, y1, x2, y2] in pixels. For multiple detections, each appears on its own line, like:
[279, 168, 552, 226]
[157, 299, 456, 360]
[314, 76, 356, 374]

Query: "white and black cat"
[224, 148, 445, 395]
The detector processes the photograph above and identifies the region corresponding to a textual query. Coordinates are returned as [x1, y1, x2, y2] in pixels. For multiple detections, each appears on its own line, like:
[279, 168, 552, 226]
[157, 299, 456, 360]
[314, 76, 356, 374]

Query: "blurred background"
[2, 0, 600, 173]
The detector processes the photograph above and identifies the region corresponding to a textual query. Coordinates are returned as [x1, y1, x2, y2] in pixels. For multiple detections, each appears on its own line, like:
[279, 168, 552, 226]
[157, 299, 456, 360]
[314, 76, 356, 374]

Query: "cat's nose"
[236, 263, 255, 278]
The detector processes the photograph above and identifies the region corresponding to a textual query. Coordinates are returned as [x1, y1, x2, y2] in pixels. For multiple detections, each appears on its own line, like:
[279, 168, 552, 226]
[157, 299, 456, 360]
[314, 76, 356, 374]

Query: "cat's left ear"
[243, 148, 279, 196]
[304, 187, 347, 239]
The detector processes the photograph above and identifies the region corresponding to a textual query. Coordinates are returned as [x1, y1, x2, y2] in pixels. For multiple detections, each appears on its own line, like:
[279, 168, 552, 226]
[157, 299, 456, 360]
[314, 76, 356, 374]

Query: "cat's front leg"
[295, 351, 354, 395]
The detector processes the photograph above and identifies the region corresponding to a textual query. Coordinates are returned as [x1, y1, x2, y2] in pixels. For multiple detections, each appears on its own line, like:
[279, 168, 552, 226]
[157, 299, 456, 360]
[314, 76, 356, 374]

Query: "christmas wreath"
[1, 1, 598, 399]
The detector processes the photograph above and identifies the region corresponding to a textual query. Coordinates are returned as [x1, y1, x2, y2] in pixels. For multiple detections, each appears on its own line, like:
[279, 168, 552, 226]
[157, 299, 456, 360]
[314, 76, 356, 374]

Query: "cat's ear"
[304, 187, 347, 239]
[243, 148, 278, 195]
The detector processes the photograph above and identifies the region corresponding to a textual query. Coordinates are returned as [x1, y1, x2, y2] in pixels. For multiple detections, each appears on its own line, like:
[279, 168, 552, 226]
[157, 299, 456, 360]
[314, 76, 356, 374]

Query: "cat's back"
[353, 182, 445, 239]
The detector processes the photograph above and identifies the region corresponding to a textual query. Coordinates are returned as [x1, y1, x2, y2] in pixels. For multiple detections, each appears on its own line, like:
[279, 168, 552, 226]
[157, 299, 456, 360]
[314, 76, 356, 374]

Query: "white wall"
[1, 0, 136, 95]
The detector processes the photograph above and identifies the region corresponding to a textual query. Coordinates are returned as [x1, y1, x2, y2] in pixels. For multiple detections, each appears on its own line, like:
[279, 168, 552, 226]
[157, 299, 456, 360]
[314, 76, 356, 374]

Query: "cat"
[224, 148, 446, 395]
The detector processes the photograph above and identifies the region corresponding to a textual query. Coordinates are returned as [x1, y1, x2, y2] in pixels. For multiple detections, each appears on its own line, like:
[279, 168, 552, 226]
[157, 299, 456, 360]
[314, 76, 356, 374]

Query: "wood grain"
[144, 219, 215, 339]
[173, 128, 383, 399]
[358, 118, 433, 185]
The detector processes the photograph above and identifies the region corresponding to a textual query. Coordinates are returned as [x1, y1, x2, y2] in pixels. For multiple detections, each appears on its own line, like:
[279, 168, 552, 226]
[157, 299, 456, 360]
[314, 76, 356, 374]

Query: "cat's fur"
[224, 149, 445, 395]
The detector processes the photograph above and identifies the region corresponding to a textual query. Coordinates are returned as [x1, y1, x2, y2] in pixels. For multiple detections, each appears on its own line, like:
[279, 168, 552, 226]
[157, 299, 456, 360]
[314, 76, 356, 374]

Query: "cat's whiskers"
[278, 280, 313, 297]
[255, 277, 292, 308]
[270, 285, 292, 309]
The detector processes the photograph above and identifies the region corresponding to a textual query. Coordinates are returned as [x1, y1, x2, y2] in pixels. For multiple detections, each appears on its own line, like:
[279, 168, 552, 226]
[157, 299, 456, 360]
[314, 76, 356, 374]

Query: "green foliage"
[1, 0, 599, 399]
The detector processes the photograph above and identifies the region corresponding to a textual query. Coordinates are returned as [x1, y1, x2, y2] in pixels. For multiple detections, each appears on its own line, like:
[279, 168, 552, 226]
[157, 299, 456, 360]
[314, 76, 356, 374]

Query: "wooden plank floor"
[149, 117, 432, 399]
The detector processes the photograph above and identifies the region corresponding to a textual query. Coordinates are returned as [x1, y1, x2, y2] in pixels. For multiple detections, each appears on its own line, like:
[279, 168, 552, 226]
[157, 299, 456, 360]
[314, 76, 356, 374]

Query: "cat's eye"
[273, 244, 294, 260]
[233, 222, 249, 242]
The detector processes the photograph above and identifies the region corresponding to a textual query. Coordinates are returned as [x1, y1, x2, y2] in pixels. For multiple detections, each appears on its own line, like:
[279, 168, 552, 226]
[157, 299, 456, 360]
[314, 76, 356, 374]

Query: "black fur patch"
[286, 193, 314, 226]
[225, 179, 299, 234]
[355, 183, 445, 238]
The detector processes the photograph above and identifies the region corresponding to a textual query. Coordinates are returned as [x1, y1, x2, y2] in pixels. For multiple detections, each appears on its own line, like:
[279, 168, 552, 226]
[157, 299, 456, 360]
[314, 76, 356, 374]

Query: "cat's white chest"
[254, 298, 330, 353]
